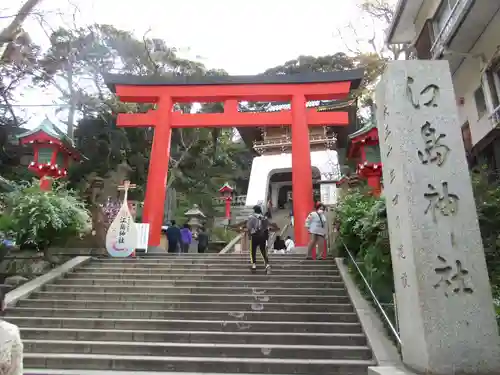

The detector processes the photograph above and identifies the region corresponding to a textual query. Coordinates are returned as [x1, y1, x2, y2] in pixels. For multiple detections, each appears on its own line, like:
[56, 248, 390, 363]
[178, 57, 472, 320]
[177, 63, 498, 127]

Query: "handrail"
[218, 232, 244, 254]
[340, 239, 402, 346]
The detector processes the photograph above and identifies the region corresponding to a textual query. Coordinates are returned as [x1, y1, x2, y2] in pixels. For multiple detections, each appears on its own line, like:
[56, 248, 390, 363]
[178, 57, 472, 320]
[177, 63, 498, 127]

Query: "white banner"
[320, 183, 337, 206]
[105, 182, 138, 257]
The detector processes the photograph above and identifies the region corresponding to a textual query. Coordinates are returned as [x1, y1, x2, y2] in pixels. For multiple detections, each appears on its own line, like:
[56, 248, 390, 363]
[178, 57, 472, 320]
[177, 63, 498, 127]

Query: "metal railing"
[430, 0, 473, 58]
[340, 239, 402, 347]
[489, 104, 500, 127]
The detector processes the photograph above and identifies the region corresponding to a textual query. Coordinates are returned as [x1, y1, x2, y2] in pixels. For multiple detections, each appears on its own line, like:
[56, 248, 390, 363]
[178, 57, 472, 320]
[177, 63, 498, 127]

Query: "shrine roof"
[17, 118, 85, 159]
[256, 98, 356, 113]
[219, 182, 233, 193]
[237, 98, 358, 150]
[104, 69, 364, 92]
[17, 118, 69, 141]
[348, 121, 377, 140]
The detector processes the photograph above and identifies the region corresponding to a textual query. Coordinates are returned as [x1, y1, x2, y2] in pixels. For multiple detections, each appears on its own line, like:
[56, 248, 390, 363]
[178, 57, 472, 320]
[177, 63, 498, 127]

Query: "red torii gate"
[105, 70, 363, 247]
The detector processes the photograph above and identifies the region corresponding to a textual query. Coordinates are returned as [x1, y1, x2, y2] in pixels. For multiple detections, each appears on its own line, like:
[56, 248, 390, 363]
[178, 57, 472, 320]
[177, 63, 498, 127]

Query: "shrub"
[0, 181, 91, 254]
[471, 166, 500, 321]
[335, 190, 394, 304]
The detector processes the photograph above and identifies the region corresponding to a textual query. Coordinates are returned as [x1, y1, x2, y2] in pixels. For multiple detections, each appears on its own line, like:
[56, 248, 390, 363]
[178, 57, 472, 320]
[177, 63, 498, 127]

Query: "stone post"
[271, 183, 279, 209]
[375, 61, 500, 374]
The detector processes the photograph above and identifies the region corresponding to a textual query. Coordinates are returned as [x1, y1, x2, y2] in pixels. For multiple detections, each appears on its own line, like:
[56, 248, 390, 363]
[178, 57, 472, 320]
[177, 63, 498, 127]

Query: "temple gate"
[105, 71, 364, 246]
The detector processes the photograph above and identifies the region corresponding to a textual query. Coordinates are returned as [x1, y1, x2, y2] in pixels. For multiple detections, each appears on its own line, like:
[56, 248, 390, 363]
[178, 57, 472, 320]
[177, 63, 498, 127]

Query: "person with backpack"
[246, 205, 271, 273]
[305, 202, 327, 260]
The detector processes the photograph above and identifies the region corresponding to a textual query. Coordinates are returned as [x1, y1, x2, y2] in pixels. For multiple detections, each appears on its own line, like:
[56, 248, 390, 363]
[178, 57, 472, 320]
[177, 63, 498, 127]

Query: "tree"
[0, 0, 43, 126]
[0, 0, 44, 57]
[336, 0, 411, 91]
[262, 53, 356, 75]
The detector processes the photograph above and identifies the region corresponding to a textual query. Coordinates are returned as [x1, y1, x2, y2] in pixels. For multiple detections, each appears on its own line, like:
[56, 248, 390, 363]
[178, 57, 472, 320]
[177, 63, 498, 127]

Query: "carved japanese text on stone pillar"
[401, 272, 410, 288]
[406, 76, 440, 109]
[433, 255, 474, 297]
[424, 182, 459, 222]
[417, 122, 450, 166]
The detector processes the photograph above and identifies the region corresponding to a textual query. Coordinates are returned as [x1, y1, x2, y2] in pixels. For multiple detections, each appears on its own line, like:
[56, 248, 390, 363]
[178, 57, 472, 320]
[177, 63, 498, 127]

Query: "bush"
[335, 189, 394, 304]
[471, 166, 500, 321]
[0, 181, 91, 254]
[211, 227, 239, 243]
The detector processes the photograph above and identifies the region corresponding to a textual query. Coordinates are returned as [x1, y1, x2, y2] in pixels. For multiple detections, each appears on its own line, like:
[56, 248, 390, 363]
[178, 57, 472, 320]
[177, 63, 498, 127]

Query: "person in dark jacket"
[247, 205, 271, 273]
[197, 227, 209, 253]
[273, 235, 286, 252]
[166, 220, 181, 253]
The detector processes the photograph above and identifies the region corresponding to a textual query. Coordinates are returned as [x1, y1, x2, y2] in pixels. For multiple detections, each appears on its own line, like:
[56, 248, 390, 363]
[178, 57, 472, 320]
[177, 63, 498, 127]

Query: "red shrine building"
[104, 70, 364, 247]
[239, 98, 360, 208]
[346, 122, 382, 196]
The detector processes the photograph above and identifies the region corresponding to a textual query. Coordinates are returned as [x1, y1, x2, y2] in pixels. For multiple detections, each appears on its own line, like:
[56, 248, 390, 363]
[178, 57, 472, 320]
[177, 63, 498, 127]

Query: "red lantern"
[17, 119, 85, 190]
[218, 182, 234, 221]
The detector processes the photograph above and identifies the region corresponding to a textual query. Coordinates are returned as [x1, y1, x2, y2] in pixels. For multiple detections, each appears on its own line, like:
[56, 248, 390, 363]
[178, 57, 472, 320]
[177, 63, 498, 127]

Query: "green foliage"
[211, 227, 239, 243]
[0, 181, 91, 252]
[334, 189, 394, 304]
[471, 166, 500, 317]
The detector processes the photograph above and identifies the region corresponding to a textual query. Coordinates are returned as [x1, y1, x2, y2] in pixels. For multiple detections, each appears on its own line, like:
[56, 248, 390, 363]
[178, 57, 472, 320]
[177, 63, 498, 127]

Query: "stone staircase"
[4, 253, 375, 374]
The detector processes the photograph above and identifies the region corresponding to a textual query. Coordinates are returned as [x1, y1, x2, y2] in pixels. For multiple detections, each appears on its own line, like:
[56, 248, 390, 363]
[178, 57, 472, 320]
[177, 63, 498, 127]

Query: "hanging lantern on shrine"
[17, 118, 85, 190]
[347, 122, 382, 196]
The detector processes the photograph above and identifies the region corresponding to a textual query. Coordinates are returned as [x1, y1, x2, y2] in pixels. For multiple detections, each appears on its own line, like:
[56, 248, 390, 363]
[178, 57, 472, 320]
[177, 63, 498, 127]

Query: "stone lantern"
[184, 204, 206, 238]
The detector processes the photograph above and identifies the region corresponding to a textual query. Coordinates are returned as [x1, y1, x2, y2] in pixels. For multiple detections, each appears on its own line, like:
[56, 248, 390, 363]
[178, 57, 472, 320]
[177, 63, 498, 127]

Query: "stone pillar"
[271, 183, 279, 209]
[375, 61, 500, 374]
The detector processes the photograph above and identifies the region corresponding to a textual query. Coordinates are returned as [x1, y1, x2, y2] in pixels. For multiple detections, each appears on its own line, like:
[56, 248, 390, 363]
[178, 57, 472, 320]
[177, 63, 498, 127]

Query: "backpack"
[254, 215, 269, 236]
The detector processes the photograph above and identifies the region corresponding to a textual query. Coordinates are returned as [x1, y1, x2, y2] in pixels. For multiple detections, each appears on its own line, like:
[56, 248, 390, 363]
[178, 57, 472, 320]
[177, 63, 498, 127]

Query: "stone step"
[42, 284, 348, 296]
[6, 317, 363, 334]
[23, 353, 374, 373]
[89, 261, 337, 269]
[24, 370, 318, 375]
[17, 299, 354, 313]
[67, 272, 342, 282]
[131, 254, 308, 259]
[24, 371, 295, 375]
[53, 277, 345, 288]
[23, 340, 372, 360]
[28, 291, 351, 304]
[6, 307, 359, 322]
[79, 266, 340, 276]
[20, 328, 367, 346]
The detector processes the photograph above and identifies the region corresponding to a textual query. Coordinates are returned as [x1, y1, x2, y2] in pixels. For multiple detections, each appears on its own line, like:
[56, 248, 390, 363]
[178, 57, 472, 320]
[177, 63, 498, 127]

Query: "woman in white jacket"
[305, 202, 327, 259]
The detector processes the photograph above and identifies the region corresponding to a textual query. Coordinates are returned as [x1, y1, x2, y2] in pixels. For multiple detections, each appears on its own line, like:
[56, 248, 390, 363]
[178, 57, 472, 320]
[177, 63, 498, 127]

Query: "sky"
[2, 0, 389, 128]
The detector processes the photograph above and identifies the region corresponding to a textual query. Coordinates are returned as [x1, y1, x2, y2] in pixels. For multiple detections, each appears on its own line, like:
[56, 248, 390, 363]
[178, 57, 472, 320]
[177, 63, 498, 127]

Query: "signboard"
[136, 223, 150, 251]
[105, 181, 139, 257]
[320, 183, 337, 206]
